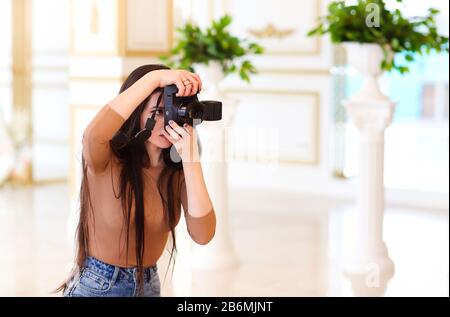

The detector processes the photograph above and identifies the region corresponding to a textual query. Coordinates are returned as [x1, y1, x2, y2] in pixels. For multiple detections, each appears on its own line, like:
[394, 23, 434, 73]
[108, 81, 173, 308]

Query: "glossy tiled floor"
[0, 183, 448, 297]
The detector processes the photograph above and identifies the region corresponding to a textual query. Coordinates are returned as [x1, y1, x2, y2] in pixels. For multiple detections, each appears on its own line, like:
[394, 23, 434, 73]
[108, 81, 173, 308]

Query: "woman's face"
[140, 91, 172, 149]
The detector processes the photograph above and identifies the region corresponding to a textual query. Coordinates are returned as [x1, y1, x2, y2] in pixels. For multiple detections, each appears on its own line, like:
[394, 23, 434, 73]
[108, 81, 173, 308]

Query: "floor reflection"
[0, 184, 448, 297]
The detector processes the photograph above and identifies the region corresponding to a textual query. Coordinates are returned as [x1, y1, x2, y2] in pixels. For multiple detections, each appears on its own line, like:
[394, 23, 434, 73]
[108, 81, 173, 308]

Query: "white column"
[189, 62, 239, 271]
[344, 99, 396, 296]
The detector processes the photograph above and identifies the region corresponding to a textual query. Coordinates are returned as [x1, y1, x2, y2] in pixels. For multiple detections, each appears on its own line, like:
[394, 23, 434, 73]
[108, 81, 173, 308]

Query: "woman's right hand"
[151, 69, 202, 97]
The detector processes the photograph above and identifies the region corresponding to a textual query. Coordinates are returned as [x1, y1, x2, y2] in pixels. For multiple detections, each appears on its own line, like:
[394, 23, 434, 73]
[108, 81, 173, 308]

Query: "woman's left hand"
[162, 121, 200, 163]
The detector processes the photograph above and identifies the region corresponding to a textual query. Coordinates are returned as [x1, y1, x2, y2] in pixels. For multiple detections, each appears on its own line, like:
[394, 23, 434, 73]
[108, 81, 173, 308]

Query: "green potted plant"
[308, 0, 449, 102]
[307, 0, 448, 74]
[160, 14, 264, 91]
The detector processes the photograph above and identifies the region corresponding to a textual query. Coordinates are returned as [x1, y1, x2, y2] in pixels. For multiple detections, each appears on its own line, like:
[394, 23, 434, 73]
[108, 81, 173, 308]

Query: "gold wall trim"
[2, 178, 68, 188]
[70, 0, 174, 57]
[33, 178, 68, 186]
[12, 0, 33, 184]
[121, 0, 174, 57]
[264, 0, 321, 56]
[13, 0, 32, 111]
[221, 0, 322, 56]
[248, 23, 296, 39]
[223, 88, 321, 165]
[70, 0, 121, 56]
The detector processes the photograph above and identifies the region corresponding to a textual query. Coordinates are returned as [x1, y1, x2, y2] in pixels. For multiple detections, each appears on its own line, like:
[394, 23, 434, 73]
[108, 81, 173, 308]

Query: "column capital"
[344, 99, 395, 132]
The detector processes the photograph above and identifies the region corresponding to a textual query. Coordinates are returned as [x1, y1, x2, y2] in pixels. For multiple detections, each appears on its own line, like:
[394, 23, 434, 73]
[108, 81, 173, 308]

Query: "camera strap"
[131, 92, 163, 144]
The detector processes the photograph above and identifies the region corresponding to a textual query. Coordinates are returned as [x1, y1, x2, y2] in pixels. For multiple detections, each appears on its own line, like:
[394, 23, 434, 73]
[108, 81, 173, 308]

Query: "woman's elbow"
[192, 221, 216, 245]
[193, 230, 215, 245]
[187, 208, 216, 245]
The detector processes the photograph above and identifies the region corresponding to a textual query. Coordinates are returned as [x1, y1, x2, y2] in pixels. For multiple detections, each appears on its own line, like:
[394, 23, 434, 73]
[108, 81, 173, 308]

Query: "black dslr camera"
[128, 84, 222, 146]
[163, 84, 222, 127]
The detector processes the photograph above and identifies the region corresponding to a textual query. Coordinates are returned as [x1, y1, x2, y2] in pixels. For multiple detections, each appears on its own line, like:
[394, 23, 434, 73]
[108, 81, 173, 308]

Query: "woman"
[59, 64, 216, 297]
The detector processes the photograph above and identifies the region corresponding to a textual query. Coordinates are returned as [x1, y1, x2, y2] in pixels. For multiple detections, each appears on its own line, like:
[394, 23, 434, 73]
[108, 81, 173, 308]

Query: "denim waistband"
[84, 256, 158, 281]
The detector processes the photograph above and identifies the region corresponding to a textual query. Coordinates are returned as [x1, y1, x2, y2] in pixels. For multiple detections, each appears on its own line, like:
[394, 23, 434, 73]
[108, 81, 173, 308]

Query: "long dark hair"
[56, 64, 182, 294]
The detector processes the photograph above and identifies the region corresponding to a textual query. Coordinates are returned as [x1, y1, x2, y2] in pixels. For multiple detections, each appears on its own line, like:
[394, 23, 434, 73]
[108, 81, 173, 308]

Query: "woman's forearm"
[182, 161, 214, 217]
[108, 72, 160, 120]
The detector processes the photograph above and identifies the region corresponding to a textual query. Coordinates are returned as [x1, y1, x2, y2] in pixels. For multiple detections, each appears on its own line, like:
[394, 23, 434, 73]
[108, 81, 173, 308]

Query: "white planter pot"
[193, 60, 237, 126]
[193, 61, 225, 96]
[343, 43, 392, 103]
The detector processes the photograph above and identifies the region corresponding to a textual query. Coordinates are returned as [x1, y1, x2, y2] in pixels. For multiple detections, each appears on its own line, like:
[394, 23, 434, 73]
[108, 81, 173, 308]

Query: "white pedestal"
[189, 71, 239, 270]
[344, 99, 396, 296]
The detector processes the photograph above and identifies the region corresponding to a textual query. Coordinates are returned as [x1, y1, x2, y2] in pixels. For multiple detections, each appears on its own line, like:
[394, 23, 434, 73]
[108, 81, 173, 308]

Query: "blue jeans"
[63, 256, 161, 297]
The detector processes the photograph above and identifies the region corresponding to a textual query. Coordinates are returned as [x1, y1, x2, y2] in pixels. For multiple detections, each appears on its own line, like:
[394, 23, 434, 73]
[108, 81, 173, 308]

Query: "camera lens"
[187, 101, 204, 119]
[164, 84, 222, 126]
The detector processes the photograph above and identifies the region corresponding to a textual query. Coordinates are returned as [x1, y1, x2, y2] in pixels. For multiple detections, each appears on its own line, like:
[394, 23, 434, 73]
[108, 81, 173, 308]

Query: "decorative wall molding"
[247, 23, 296, 39]
[223, 88, 321, 165]
[222, 0, 322, 56]
[70, 0, 173, 57]
[122, 0, 173, 56]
